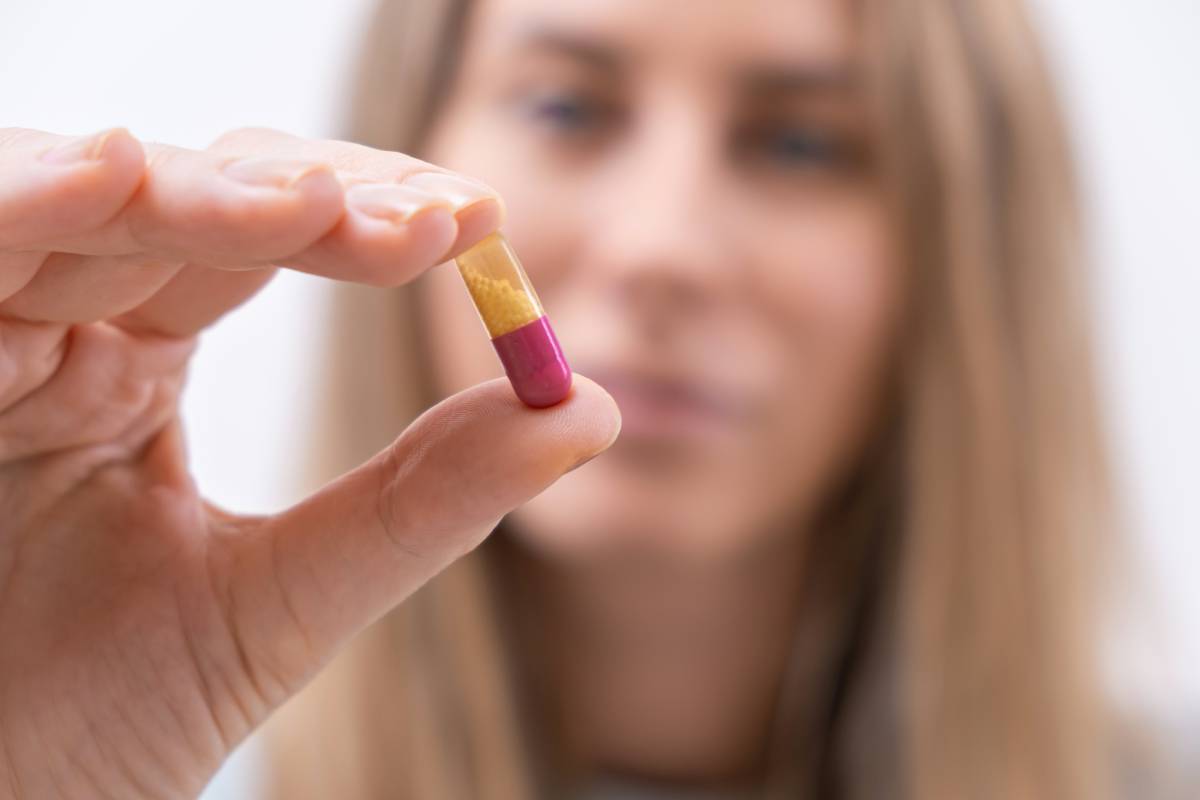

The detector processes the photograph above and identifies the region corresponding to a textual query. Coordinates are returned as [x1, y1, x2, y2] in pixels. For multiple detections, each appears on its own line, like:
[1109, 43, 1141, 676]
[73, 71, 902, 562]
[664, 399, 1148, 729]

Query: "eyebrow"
[739, 65, 858, 95]
[510, 28, 628, 73]
[508, 26, 856, 92]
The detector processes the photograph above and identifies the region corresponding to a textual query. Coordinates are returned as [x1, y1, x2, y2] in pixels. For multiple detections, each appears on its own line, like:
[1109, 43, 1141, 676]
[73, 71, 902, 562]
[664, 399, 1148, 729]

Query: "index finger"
[2, 126, 502, 282]
[118, 125, 508, 335]
[1, 126, 503, 336]
[205, 127, 506, 282]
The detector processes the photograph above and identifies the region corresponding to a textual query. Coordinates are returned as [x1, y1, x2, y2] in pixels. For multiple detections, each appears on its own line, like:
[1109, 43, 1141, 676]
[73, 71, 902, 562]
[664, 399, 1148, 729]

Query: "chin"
[505, 462, 761, 565]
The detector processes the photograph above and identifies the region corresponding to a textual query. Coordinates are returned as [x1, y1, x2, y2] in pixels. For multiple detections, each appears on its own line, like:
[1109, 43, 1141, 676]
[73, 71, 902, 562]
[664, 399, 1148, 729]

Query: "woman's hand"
[0, 126, 619, 798]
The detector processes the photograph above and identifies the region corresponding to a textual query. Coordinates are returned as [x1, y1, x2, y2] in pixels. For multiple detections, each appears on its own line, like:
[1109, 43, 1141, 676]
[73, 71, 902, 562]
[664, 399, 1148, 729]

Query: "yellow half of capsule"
[454, 232, 545, 338]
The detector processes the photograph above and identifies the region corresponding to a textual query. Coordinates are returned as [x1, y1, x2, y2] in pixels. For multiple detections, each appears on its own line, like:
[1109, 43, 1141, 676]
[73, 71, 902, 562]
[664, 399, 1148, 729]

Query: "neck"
[506, 532, 807, 789]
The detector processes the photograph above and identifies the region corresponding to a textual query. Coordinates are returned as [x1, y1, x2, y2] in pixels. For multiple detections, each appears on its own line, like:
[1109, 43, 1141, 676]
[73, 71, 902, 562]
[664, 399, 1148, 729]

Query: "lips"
[581, 365, 754, 442]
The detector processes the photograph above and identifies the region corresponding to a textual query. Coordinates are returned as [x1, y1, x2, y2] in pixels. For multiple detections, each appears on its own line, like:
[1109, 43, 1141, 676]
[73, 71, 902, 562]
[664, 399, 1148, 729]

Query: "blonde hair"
[263, 0, 1115, 797]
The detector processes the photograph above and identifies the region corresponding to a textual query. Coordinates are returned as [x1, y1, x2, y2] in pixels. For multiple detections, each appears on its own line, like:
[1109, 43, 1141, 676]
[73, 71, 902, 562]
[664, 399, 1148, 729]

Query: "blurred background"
[2, 0, 1196, 795]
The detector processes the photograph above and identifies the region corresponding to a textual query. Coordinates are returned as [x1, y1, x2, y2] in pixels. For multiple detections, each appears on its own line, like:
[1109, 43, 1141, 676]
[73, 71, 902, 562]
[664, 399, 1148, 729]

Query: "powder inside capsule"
[454, 233, 545, 338]
[458, 266, 541, 337]
[452, 232, 572, 407]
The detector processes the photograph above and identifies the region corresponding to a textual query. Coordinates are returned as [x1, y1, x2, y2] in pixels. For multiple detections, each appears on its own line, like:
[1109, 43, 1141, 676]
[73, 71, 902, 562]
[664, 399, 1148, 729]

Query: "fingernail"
[41, 128, 122, 164]
[222, 156, 330, 189]
[402, 172, 499, 212]
[346, 183, 449, 223]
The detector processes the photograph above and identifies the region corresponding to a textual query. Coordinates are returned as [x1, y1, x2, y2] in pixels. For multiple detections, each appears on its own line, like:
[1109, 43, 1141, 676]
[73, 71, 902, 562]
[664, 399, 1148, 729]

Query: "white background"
[1, 1, 1196, 795]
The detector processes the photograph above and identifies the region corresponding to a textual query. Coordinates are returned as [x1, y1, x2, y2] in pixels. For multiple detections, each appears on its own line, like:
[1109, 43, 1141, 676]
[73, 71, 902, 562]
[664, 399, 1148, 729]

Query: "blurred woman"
[264, 0, 1114, 798]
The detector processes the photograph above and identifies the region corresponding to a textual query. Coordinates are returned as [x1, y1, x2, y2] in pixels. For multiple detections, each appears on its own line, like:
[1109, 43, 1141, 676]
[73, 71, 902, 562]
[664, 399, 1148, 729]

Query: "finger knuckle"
[207, 127, 286, 153]
[373, 444, 431, 557]
[0, 128, 42, 151]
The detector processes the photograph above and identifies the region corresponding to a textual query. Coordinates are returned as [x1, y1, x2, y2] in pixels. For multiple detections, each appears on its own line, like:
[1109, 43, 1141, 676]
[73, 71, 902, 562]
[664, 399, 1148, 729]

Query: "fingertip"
[290, 201, 460, 287]
[562, 373, 623, 453]
[2, 128, 147, 250]
[175, 158, 346, 260]
[90, 129, 147, 185]
[40, 126, 143, 168]
[394, 203, 461, 272]
[79, 128, 146, 209]
[441, 196, 505, 262]
[42, 127, 146, 200]
[462, 373, 622, 459]
[400, 171, 505, 262]
[287, 162, 345, 205]
[476, 372, 622, 475]
[370, 376, 621, 543]
[218, 158, 346, 225]
[286, 164, 348, 234]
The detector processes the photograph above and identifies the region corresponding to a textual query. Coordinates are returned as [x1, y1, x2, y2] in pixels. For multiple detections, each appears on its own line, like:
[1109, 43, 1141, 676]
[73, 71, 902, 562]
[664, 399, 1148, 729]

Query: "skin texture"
[420, 0, 901, 783]
[0, 126, 620, 797]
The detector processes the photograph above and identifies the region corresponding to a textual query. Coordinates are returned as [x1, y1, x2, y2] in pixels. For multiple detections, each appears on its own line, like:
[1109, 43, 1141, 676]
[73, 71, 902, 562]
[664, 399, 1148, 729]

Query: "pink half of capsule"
[453, 232, 573, 408]
[490, 315, 572, 408]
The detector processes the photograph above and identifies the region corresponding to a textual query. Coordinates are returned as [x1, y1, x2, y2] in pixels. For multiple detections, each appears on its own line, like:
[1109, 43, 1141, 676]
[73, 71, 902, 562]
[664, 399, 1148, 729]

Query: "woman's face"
[422, 0, 900, 563]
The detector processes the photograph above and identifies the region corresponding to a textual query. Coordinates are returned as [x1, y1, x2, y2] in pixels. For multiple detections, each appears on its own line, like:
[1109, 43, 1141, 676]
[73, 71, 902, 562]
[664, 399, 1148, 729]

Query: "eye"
[533, 95, 595, 129]
[765, 129, 839, 164]
[521, 89, 618, 136]
[736, 121, 859, 171]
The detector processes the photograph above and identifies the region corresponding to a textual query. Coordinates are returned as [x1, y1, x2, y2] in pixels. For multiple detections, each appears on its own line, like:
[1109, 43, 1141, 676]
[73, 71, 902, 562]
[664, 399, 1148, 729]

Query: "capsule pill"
[454, 233, 572, 407]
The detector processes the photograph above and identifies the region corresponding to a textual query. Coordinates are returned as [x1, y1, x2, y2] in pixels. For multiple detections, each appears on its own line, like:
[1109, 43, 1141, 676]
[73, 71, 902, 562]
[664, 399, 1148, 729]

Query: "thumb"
[216, 374, 620, 701]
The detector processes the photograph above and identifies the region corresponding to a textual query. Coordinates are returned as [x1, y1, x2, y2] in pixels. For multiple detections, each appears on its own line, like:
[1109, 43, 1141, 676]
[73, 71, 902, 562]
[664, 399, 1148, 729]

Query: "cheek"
[764, 202, 897, 348]
[760, 190, 898, 366]
[753, 196, 900, 478]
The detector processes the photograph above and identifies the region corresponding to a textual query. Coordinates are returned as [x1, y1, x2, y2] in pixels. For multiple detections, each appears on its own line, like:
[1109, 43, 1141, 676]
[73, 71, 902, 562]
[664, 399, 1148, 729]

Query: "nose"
[586, 102, 739, 324]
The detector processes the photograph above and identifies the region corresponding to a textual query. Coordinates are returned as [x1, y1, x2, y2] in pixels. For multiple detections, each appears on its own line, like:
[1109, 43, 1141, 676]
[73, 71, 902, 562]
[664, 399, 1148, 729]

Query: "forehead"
[465, 0, 858, 70]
